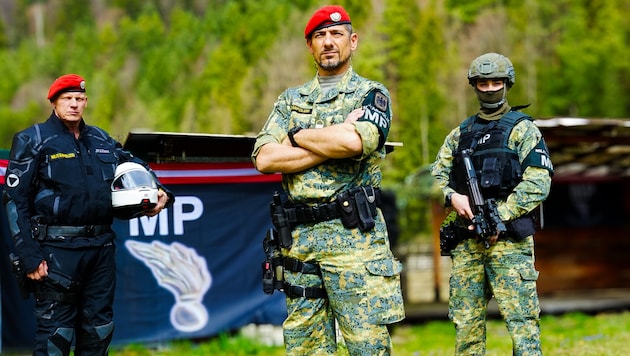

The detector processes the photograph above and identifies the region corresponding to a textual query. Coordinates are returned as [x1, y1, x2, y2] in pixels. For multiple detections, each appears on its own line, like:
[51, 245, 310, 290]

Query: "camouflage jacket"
[252, 68, 392, 204]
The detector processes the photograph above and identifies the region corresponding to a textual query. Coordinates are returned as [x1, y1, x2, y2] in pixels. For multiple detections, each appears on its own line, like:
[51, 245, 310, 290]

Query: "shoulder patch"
[374, 91, 388, 112]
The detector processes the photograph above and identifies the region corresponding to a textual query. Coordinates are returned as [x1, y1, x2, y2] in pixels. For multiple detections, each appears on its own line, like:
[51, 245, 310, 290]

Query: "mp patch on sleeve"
[523, 138, 554, 174]
[358, 89, 391, 149]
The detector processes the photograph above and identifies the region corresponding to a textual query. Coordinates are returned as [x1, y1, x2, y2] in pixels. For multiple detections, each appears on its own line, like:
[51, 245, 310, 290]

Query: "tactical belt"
[34, 290, 78, 304]
[284, 202, 340, 225]
[46, 225, 110, 237]
[284, 187, 382, 225]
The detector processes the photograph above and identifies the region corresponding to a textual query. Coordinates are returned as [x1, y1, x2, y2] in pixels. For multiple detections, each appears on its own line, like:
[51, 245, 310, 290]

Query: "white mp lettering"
[478, 133, 491, 145]
[364, 110, 389, 129]
[541, 155, 553, 169]
[128, 196, 204, 236]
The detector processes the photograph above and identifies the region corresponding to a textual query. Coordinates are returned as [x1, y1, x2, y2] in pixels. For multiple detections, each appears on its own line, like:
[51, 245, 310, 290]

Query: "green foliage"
[1, 0, 630, 243]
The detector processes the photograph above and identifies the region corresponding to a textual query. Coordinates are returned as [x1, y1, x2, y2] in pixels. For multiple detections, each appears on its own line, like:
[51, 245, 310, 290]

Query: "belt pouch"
[507, 214, 536, 241]
[354, 190, 375, 232]
[336, 191, 358, 229]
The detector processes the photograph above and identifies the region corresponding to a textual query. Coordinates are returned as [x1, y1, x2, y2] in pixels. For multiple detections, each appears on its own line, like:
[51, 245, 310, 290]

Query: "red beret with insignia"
[304, 5, 352, 39]
[47, 74, 86, 101]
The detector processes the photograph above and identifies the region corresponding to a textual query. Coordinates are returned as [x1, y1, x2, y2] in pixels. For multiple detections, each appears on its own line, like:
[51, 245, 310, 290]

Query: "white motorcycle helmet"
[111, 162, 159, 219]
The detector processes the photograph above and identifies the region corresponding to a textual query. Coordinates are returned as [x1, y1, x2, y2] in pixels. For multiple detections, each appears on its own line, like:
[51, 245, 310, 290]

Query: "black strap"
[283, 283, 327, 299]
[46, 225, 110, 237]
[283, 257, 321, 276]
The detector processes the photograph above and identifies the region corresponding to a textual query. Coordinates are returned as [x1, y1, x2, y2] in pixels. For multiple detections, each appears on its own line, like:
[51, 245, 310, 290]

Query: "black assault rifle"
[460, 148, 507, 248]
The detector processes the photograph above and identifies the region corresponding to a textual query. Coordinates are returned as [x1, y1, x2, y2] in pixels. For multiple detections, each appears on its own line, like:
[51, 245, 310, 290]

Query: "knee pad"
[48, 327, 74, 356]
[75, 321, 114, 354]
[95, 321, 114, 341]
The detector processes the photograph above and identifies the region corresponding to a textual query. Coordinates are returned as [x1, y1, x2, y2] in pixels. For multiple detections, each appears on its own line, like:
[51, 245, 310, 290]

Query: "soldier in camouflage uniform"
[252, 5, 404, 356]
[431, 53, 554, 356]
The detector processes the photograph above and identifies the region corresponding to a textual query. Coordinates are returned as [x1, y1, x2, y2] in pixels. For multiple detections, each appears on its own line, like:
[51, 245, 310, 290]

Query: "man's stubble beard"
[318, 54, 351, 71]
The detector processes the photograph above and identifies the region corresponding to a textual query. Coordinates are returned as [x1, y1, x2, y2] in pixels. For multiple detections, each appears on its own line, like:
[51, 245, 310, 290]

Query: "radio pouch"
[354, 188, 376, 232]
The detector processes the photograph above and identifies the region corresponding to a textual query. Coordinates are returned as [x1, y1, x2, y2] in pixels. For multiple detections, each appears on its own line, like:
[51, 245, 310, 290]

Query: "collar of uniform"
[478, 102, 511, 121]
[299, 67, 359, 100]
[50, 111, 87, 135]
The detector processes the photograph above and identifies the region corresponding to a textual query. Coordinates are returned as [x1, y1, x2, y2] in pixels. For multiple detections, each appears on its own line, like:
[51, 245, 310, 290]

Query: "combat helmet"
[467, 53, 515, 88]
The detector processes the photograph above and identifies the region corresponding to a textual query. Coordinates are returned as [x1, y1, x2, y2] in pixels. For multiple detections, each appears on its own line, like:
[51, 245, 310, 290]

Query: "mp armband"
[357, 89, 392, 149]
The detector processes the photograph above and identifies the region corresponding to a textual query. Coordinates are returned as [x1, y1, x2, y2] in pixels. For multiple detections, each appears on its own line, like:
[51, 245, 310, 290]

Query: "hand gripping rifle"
[460, 148, 507, 248]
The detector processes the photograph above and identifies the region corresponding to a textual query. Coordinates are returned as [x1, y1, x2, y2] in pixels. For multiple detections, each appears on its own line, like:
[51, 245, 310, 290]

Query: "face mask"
[475, 86, 506, 109]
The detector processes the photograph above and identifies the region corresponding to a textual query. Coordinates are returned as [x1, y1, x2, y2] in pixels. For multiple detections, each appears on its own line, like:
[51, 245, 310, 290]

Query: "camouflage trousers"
[449, 236, 542, 356]
[282, 214, 405, 356]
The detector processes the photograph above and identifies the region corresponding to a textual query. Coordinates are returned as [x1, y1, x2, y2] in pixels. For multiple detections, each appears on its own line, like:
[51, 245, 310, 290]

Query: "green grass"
[107, 311, 630, 355]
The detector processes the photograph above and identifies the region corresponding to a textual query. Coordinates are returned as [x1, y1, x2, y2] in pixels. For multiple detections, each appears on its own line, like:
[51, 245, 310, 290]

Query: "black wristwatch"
[288, 127, 303, 147]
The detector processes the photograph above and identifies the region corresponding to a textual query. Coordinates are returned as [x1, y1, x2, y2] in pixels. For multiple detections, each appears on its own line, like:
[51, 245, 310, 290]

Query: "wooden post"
[431, 199, 447, 302]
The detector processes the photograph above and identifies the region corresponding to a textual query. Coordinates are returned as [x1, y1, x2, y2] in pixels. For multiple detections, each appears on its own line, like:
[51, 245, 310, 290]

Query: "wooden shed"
[533, 118, 630, 294]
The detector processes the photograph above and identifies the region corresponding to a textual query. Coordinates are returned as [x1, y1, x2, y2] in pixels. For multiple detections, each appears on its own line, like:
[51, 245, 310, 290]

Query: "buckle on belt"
[85, 225, 94, 236]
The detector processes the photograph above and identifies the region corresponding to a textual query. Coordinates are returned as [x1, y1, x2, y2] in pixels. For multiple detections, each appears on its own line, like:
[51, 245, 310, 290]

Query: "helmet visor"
[112, 170, 157, 190]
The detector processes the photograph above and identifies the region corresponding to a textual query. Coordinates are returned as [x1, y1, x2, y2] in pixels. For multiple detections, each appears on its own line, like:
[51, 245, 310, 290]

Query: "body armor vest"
[449, 111, 531, 200]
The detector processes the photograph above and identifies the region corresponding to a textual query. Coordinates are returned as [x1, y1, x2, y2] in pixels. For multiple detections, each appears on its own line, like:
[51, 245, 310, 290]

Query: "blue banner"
[1, 180, 288, 350]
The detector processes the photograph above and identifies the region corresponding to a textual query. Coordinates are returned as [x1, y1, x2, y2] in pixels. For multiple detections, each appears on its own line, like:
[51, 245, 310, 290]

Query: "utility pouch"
[480, 157, 502, 189]
[336, 190, 359, 229]
[262, 228, 284, 295]
[439, 212, 472, 256]
[439, 222, 461, 256]
[262, 260, 275, 295]
[507, 214, 537, 241]
[354, 188, 376, 232]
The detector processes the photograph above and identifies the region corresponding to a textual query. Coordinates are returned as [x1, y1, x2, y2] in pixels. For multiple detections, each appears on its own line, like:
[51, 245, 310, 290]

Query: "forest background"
[1, 0, 629, 243]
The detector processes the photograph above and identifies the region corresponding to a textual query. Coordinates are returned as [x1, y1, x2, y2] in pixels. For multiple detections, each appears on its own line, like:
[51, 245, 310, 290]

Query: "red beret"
[304, 5, 351, 39]
[47, 74, 86, 100]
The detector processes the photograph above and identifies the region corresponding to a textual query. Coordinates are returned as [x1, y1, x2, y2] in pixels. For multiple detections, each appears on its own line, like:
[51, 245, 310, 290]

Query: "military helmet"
[467, 53, 515, 87]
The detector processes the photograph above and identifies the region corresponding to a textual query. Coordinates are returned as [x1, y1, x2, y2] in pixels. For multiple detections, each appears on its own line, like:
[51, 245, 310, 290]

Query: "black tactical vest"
[449, 111, 531, 200]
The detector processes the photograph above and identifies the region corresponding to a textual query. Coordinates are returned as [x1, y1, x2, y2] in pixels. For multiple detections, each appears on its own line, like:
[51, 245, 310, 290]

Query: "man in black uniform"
[3, 74, 173, 355]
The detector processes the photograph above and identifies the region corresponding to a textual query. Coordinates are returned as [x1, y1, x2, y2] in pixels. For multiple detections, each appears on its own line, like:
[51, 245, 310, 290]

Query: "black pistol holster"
[261, 228, 326, 299]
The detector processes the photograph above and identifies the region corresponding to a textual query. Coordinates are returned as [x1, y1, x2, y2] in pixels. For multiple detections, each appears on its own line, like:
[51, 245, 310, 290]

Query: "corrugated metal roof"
[535, 118, 630, 181]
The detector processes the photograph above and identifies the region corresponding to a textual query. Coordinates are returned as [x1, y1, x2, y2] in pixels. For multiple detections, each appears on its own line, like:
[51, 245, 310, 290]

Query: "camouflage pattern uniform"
[252, 67, 405, 355]
[431, 105, 552, 356]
